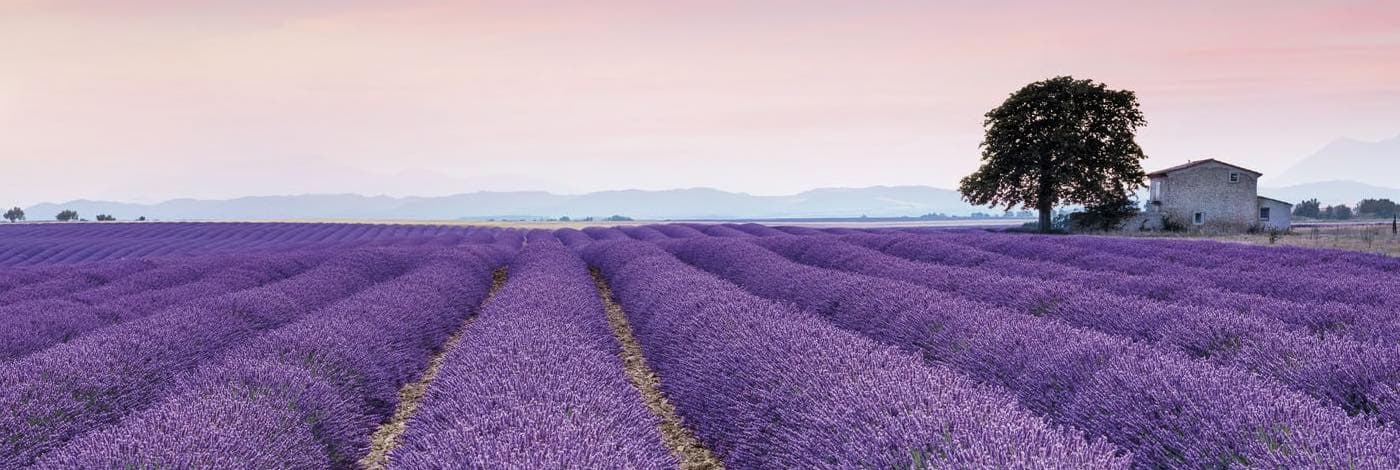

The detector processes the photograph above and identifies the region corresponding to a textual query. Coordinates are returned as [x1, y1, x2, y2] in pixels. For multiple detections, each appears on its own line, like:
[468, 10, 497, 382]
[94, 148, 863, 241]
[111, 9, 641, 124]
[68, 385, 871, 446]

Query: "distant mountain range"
[22, 134, 1400, 221]
[1259, 181, 1400, 207]
[1254, 135, 1400, 206]
[1269, 135, 1400, 188]
[24, 186, 987, 221]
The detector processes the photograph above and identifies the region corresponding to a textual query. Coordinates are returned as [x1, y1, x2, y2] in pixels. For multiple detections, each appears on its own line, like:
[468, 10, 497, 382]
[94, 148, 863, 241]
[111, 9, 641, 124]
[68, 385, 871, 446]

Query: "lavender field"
[1, 221, 1398, 469]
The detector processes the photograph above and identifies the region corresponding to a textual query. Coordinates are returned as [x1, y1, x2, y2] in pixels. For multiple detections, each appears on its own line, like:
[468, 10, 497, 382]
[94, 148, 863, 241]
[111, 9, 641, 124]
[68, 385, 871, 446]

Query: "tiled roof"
[1257, 196, 1293, 206]
[1147, 158, 1263, 178]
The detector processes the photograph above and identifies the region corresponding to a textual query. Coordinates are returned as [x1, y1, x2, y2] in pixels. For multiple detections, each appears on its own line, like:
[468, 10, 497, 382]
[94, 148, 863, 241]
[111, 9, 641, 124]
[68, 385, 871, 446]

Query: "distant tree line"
[0, 208, 149, 223]
[1293, 198, 1397, 220]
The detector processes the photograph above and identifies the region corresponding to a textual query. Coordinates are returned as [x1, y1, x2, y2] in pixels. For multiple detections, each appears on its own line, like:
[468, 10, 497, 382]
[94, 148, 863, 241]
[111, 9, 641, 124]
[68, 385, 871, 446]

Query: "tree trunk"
[1038, 205, 1053, 233]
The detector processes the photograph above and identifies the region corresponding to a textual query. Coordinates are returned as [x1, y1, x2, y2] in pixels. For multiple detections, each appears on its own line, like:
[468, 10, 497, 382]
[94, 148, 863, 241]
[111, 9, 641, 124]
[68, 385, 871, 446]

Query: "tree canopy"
[56, 209, 79, 222]
[1323, 204, 1353, 220]
[959, 76, 1148, 232]
[1292, 198, 1321, 218]
[3, 207, 23, 223]
[1357, 198, 1397, 218]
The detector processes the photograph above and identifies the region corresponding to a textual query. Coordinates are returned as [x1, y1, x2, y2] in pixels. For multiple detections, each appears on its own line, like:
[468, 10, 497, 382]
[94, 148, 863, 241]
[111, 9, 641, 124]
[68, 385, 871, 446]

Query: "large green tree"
[960, 76, 1148, 233]
[3, 207, 23, 223]
[1357, 198, 1397, 218]
[1293, 198, 1322, 218]
[56, 209, 79, 222]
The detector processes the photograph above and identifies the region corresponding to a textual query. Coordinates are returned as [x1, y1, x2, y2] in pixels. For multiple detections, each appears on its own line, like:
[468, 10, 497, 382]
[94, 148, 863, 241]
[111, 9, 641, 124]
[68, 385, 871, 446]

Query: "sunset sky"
[3, 1, 1398, 205]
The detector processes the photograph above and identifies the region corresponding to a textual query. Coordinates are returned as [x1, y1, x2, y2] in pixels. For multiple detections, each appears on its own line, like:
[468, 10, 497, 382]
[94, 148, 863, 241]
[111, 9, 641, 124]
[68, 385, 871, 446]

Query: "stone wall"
[1156, 162, 1258, 231]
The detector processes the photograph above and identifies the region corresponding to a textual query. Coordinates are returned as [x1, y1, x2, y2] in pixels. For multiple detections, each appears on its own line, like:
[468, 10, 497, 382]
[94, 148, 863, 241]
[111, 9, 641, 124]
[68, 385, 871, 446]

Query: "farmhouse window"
[1260, 207, 1271, 221]
[1193, 212, 1205, 225]
[1229, 172, 1240, 183]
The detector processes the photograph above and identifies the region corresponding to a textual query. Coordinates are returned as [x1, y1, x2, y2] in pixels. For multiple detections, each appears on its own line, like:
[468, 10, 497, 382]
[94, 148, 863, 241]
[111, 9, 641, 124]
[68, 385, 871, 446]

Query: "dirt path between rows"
[591, 268, 724, 470]
[359, 267, 510, 470]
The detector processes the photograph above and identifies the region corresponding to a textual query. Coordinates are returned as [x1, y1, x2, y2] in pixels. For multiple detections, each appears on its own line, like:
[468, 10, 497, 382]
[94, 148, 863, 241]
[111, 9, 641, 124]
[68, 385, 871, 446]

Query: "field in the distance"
[0, 222, 1397, 468]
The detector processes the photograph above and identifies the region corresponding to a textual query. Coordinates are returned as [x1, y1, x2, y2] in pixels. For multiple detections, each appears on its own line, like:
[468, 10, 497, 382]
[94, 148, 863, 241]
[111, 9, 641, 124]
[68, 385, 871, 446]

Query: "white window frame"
[1229, 172, 1240, 183]
[1260, 207, 1271, 221]
[1193, 212, 1205, 225]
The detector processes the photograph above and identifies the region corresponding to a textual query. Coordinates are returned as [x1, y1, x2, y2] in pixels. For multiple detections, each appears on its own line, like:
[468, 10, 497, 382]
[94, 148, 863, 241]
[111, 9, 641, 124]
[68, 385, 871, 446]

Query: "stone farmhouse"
[1140, 159, 1292, 232]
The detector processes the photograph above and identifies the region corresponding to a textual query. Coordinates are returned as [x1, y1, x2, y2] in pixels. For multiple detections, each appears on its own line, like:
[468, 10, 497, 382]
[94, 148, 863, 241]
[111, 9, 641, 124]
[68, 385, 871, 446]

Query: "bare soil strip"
[359, 267, 510, 470]
[591, 268, 725, 470]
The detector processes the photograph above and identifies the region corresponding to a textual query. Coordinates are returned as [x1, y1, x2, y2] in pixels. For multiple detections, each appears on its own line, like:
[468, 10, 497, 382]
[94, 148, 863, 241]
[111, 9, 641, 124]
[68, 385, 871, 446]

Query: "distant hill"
[1270, 135, 1400, 188]
[1259, 181, 1400, 207]
[24, 186, 987, 221]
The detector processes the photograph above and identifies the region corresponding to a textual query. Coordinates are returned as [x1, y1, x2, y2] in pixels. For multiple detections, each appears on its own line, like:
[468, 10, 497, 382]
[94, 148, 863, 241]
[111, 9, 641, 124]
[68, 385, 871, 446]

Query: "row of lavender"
[800, 234, 1400, 424]
[564, 236, 1127, 467]
[559, 224, 1400, 468]
[640, 222, 1400, 343]
[0, 229, 514, 365]
[4, 223, 1070, 468]
[670, 237, 1398, 465]
[918, 230, 1400, 311]
[38, 245, 509, 467]
[3, 220, 1395, 467]
[838, 230, 1400, 345]
[690, 226, 1400, 413]
[0, 224, 523, 467]
[0, 222, 500, 267]
[388, 233, 676, 467]
[0, 221, 479, 242]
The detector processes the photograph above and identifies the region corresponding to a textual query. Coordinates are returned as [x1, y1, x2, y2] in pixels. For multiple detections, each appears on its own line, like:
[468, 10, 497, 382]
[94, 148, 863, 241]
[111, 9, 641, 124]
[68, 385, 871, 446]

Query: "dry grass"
[1104, 222, 1400, 257]
[358, 267, 510, 470]
[1237, 224, 1400, 257]
[591, 268, 725, 470]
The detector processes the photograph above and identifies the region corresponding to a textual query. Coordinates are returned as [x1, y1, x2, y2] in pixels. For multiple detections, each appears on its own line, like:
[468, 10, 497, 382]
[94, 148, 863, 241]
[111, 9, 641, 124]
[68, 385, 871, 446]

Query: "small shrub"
[1068, 199, 1139, 232]
[1160, 215, 1187, 233]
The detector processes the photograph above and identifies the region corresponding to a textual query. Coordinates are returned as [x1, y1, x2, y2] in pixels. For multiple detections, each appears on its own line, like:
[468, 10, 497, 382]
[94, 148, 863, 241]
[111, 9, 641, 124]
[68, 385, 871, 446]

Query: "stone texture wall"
[1156, 162, 1258, 231]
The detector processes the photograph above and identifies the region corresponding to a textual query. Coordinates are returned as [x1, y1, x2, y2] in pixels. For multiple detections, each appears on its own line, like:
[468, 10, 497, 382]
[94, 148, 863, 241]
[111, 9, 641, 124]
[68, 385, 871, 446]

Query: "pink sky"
[2, 1, 1398, 205]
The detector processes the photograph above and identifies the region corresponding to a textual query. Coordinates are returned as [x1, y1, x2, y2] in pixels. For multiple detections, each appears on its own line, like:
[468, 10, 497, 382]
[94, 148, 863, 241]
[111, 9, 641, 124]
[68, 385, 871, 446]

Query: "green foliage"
[959, 76, 1148, 233]
[604, 215, 634, 222]
[558, 216, 571, 222]
[55, 209, 79, 222]
[95, 214, 116, 221]
[3, 206, 23, 222]
[1356, 198, 1397, 218]
[1292, 198, 1321, 218]
[1068, 197, 1140, 232]
[137, 216, 147, 221]
[1013, 212, 1071, 233]
[1322, 204, 1353, 220]
[1160, 215, 1188, 233]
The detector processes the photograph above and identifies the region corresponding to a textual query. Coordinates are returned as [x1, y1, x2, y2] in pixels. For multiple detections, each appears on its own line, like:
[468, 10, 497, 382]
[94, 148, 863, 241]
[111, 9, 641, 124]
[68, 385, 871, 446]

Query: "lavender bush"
[661, 236, 1400, 468]
[580, 239, 1128, 468]
[36, 246, 509, 468]
[390, 234, 673, 468]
